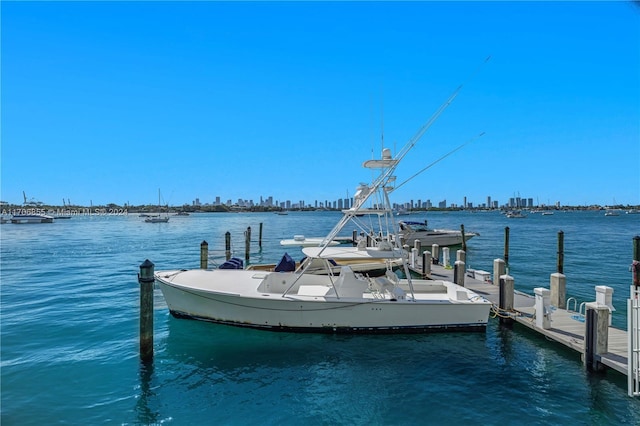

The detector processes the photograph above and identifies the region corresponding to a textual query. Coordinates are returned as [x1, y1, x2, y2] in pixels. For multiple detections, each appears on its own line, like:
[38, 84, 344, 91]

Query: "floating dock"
[409, 255, 630, 377]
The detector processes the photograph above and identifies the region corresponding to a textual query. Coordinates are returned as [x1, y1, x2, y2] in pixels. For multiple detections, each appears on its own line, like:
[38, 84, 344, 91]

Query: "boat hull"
[156, 270, 490, 334]
[403, 231, 475, 247]
[10, 214, 54, 224]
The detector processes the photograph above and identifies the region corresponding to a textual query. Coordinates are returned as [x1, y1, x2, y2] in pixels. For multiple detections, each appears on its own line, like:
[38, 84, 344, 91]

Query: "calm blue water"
[1, 210, 639, 424]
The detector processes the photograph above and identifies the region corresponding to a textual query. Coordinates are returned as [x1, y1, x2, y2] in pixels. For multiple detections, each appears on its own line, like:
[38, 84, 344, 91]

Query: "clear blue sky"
[2, 1, 639, 207]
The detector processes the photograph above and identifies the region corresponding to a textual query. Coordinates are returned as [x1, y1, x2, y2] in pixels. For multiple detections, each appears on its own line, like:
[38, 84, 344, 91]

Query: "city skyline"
[2, 191, 633, 211]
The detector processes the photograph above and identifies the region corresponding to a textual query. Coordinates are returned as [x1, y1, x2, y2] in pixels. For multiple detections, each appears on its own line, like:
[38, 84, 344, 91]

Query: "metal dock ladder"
[628, 285, 640, 397]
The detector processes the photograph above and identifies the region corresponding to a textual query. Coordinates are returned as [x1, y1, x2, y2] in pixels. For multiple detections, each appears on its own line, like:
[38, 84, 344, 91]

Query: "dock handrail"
[566, 297, 578, 313]
[579, 301, 587, 320]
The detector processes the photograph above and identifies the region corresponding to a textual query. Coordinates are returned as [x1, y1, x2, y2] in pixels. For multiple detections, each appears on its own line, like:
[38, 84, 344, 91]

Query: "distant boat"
[145, 189, 169, 223]
[396, 220, 478, 247]
[626, 209, 639, 215]
[604, 210, 620, 217]
[175, 211, 190, 216]
[505, 211, 526, 219]
[11, 213, 55, 224]
[145, 216, 169, 223]
[280, 235, 340, 247]
[541, 211, 554, 216]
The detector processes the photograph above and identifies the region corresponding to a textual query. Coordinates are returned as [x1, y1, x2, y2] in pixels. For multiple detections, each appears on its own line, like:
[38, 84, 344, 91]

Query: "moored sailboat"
[145, 189, 169, 223]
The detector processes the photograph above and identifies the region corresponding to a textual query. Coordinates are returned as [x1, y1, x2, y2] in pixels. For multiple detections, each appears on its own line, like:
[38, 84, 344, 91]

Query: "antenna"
[380, 90, 384, 154]
[393, 132, 485, 192]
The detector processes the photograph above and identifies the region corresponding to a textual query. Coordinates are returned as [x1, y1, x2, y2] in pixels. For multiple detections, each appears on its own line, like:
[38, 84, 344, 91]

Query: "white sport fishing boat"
[397, 220, 477, 247]
[155, 84, 492, 333]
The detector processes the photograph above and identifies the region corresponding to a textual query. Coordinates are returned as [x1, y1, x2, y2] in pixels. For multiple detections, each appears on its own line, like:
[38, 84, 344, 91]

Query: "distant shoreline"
[1, 203, 637, 216]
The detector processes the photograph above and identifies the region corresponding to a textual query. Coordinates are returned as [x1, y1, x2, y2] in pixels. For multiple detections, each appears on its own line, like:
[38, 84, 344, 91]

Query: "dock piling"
[138, 259, 154, 362]
[244, 226, 251, 263]
[557, 230, 564, 274]
[499, 275, 514, 311]
[200, 240, 208, 269]
[411, 247, 418, 268]
[493, 259, 506, 287]
[499, 274, 514, 324]
[422, 251, 431, 278]
[550, 272, 566, 309]
[431, 244, 440, 265]
[225, 231, 231, 261]
[461, 224, 467, 252]
[454, 260, 465, 287]
[584, 303, 610, 372]
[259, 223, 263, 248]
[442, 247, 450, 268]
[504, 226, 510, 264]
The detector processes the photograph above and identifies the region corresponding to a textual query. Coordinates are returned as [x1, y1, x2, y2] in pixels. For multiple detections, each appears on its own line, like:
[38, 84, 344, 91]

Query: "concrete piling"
[454, 260, 465, 287]
[138, 259, 154, 362]
[422, 251, 431, 278]
[550, 272, 566, 309]
[442, 247, 450, 268]
[499, 274, 514, 324]
[584, 303, 610, 372]
[431, 244, 440, 265]
[225, 231, 231, 261]
[493, 259, 506, 287]
[411, 247, 418, 268]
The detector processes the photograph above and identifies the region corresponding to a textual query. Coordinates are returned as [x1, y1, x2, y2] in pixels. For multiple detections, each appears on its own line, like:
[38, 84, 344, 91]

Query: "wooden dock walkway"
[411, 260, 629, 376]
